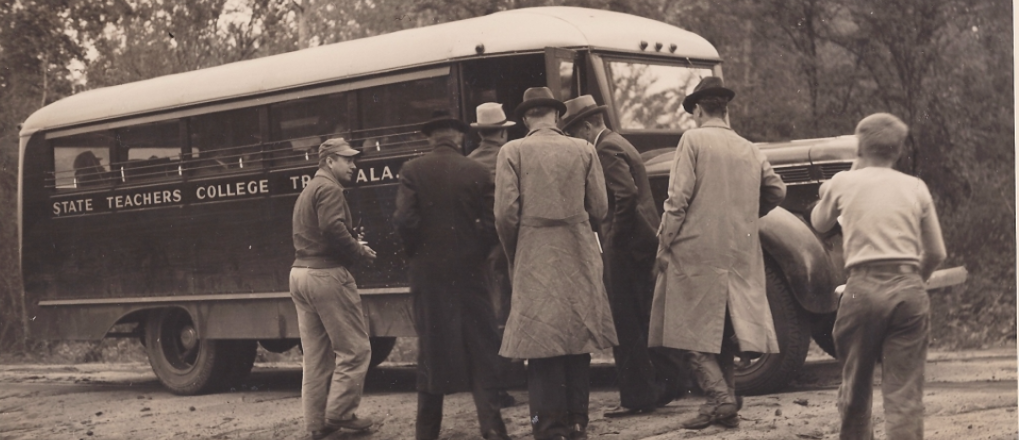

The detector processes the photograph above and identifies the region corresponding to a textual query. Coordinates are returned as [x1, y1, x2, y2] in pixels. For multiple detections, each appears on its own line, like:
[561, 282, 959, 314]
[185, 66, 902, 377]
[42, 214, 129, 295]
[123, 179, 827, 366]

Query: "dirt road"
[1, 348, 1015, 440]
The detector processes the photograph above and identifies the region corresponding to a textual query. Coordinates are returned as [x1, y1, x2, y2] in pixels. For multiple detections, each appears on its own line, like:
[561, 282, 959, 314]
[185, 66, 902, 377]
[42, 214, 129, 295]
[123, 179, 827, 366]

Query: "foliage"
[0, 0, 1013, 353]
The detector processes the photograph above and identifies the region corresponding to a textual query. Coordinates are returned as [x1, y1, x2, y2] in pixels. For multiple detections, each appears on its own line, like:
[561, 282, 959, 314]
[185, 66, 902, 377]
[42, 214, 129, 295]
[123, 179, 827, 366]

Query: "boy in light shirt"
[811, 113, 946, 440]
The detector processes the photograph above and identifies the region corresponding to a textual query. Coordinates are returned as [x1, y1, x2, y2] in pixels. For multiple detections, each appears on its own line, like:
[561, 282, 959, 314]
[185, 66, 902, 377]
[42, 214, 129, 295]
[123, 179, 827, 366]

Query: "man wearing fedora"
[394, 111, 510, 440]
[560, 95, 685, 416]
[468, 102, 525, 408]
[469, 102, 516, 179]
[468, 102, 517, 329]
[495, 87, 617, 440]
[291, 138, 377, 439]
[649, 77, 786, 430]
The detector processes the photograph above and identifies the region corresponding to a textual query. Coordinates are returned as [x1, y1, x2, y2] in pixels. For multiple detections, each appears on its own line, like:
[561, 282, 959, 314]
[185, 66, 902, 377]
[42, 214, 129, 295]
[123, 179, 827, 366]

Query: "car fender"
[759, 207, 841, 314]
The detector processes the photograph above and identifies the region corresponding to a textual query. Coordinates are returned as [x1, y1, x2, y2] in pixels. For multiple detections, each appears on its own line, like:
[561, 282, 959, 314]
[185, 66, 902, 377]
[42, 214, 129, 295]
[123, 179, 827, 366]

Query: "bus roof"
[21, 7, 719, 138]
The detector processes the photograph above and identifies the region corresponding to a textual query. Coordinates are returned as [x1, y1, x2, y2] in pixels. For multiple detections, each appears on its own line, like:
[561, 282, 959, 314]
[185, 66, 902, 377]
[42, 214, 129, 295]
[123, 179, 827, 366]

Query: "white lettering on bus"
[53, 198, 94, 216]
[196, 179, 269, 200]
[356, 166, 396, 184]
[290, 174, 313, 190]
[105, 189, 181, 210]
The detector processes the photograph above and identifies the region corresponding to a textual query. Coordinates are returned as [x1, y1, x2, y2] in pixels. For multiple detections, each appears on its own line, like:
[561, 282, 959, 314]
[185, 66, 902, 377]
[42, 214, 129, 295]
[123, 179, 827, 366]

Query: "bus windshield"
[605, 59, 715, 131]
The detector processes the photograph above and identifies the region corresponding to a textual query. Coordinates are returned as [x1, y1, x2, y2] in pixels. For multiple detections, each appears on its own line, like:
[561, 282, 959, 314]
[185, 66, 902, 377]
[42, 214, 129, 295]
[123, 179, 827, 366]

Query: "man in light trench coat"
[650, 77, 786, 430]
[495, 87, 618, 440]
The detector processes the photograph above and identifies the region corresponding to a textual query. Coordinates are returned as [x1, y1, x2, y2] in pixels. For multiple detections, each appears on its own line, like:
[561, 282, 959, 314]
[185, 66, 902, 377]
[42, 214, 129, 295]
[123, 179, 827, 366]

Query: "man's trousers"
[835, 265, 929, 440]
[605, 246, 687, 408]
[415, 376, 507, 439]
[687, 311, 738, 415]
[289, 266, 372, 433]
[527, 354, 591, 439]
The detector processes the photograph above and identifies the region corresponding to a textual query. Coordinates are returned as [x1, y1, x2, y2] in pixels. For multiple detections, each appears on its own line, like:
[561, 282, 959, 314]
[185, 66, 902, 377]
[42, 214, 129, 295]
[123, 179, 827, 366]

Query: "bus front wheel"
[144, 309, 254, 395]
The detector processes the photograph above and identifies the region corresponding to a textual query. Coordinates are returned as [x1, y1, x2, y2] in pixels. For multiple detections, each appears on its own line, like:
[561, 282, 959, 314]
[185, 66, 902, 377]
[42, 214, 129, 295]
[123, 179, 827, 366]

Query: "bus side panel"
[347, 182, 407, 288]
[22, 133, 65, 339]
[182, 189, 284, 295]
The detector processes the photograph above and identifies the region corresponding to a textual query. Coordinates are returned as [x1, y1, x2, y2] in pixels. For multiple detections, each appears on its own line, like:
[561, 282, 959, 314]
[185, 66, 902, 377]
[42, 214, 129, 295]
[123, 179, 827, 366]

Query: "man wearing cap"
[560, 95, 685, 416]
[394, 111, 510, 440]
[495, 87, 617, 440]
[649, 77, 786, 430]
[291, 137, 377, 439]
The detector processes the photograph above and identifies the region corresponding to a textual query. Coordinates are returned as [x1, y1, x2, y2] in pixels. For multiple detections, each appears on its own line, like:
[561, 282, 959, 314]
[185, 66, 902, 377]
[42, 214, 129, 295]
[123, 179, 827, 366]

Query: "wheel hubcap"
[179, 325, 197, 351]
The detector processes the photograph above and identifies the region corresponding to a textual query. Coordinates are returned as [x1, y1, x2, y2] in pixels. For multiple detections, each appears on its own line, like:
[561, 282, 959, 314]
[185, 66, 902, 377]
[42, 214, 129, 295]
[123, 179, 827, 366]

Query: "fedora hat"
[682, 76, 735, 114]
[514, 87, 567, 119]
[421, 110, 469, 135]
[470, 102, 516, 129]
[559, 95, 608, 132]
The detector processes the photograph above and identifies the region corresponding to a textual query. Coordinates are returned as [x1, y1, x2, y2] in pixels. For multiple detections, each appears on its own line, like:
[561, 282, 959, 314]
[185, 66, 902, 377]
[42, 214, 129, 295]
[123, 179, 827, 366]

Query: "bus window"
[355, 75, 454, 156]
[52, 131, 115, 189]
[117, 120, 182, 183]
[269, 92, 350, 167]
[189, 107, 262, 175]
[605, 60, 713, 131]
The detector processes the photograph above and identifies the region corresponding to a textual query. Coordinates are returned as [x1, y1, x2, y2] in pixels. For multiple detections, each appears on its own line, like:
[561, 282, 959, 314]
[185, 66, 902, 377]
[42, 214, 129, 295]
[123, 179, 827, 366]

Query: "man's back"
[596, 130, 659, 246]
[501, 130, 598, 220]
[396, 146, 494, 264]
[663, 122, 783, 265]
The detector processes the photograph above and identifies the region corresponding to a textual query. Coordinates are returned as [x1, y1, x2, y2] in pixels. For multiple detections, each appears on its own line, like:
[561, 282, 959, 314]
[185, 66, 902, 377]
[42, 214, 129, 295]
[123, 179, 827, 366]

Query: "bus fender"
[758, 207, 841, 315]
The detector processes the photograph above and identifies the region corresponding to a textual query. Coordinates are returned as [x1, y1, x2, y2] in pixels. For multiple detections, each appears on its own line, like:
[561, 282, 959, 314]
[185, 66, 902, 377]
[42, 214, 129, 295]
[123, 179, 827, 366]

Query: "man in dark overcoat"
[393, 111, 510, 440]
[560, 95, 687, 416]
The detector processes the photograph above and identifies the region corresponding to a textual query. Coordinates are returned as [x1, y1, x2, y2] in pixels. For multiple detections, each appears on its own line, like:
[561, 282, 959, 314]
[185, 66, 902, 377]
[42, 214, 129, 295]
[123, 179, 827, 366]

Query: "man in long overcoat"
[650, 77, 786, 429]
[560, 95, 686, 415]
[495, 87, 617, 440]
[393, 111, 510, 440]
[468, 102, 525, 407]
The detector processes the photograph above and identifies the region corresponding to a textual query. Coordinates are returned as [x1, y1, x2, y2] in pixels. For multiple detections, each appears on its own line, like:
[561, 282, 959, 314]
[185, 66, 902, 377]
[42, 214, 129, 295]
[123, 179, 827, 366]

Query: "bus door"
[544, 47, 581, 101]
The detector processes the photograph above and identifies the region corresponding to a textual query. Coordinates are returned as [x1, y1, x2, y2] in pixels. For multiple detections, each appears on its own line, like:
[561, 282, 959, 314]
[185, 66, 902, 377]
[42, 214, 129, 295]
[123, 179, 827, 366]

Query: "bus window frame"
[592, 52, 721, 135]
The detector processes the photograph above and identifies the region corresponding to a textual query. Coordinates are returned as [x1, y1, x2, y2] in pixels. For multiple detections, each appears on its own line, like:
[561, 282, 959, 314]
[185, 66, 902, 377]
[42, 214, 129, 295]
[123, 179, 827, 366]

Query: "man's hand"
[361, 244, 377, 263]
[654, 246, 670, 275]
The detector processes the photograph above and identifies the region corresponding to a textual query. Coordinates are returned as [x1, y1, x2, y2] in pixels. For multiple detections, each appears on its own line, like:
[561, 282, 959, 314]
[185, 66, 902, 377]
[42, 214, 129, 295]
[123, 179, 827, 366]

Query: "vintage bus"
[20, 7, 959, 396]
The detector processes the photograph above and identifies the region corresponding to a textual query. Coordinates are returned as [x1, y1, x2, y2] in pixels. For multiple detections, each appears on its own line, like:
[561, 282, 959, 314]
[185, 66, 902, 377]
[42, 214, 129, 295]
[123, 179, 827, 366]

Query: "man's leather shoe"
[717, 414, 740, 428]
[496, 390, 517, 408]
[603, 405, 655, 418]
[681, 403, 737, 430]
[306, 426, 338, 440]
[482, 429, 511, 440]
[325, 414, 373, 432]
[680, 413, 713, 430]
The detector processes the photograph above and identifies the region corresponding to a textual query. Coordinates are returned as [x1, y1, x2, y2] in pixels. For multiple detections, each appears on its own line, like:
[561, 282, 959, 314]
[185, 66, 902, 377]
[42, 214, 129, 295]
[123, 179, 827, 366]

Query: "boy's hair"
[855, 113, 908, 162]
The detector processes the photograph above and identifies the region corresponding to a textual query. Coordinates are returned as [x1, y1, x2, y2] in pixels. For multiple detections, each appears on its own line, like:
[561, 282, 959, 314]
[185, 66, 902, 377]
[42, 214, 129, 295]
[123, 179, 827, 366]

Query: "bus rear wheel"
[144, 309, 254, 395]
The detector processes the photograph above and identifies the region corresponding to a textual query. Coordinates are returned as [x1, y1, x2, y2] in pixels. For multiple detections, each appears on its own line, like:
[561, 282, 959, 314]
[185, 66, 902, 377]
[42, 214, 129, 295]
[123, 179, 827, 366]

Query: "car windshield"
[606, 60, 715, 131]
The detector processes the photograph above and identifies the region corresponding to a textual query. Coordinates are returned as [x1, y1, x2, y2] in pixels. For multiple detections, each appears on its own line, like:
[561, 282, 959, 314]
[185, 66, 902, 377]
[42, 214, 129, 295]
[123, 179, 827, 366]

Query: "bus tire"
[734, 259, 812, 396]
[369, 337, 397, 368]
[810, 311, 839, 358]
[144, 308, 231, 395]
